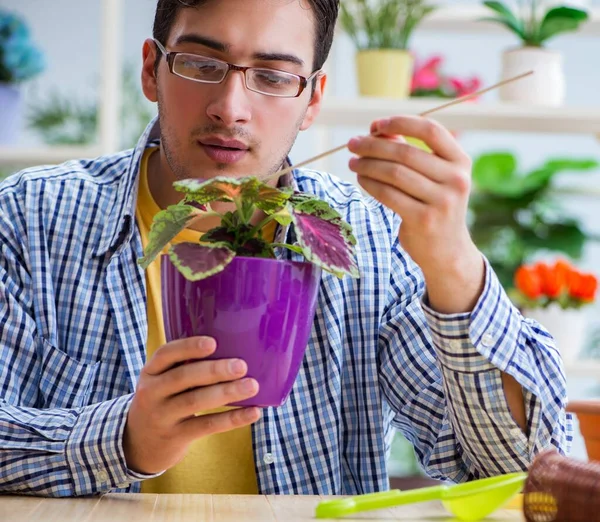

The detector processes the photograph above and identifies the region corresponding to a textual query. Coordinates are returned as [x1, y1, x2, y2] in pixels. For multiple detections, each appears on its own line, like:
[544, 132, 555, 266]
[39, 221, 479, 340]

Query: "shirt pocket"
[38, 338, 101, 409]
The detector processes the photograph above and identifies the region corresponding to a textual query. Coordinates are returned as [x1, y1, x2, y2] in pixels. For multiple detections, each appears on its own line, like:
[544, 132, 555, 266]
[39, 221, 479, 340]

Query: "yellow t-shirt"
[135, 146, 275, 494]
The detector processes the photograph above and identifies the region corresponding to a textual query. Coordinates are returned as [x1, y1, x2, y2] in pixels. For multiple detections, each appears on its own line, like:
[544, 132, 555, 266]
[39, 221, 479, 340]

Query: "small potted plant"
[138, 176, 359, 408]
[480, 0, 589, 105]
[512, 258, 597, 364]
[340, 0, 436, 99]
[0, 8, 45, 144]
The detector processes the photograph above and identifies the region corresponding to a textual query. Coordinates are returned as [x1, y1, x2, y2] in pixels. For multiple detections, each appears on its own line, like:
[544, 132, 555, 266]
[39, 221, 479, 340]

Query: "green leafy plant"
[481, 0, 589, 46]
[27, 63, 155, 148]
[138, 176, 360, 281]
[340, 0, 436, 50]
[468, 151, 599, 290]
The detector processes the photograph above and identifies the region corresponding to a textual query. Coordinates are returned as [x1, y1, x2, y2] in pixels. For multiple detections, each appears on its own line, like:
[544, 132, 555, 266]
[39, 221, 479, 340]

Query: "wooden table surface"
[0, 494, 523, 521]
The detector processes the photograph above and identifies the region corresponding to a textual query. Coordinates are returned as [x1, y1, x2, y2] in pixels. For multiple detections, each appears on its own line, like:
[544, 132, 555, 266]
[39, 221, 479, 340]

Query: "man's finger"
[350, 157, 439, 204]
[158, 358, 248, 397]
[145, 337, 216, 376]
[180, 407, 262, 441]
[166, 378, 260, 421]
[348, 135, 449, 184]
[374, 116, 466, 163]
[357, 175, 424, 219]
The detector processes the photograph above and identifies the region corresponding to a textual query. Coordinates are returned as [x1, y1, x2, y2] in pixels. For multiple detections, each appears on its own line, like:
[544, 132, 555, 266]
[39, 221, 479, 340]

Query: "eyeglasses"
[153, 39, 321, 98]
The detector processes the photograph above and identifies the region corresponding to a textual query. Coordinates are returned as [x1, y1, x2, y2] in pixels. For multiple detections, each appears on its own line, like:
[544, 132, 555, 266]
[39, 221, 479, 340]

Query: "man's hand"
[347, 115, 485, 314]
[123, 337, 261, 475]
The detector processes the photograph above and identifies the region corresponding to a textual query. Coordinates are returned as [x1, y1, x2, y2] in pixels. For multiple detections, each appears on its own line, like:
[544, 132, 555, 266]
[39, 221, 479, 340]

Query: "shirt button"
[96, 469, 109, 483]
[481, 332, 495, 347]
[263, 453, 275, 465]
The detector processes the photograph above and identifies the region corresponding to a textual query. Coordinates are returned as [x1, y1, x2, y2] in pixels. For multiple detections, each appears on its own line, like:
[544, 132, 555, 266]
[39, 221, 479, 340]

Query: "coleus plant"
[138, 176, 360, 281]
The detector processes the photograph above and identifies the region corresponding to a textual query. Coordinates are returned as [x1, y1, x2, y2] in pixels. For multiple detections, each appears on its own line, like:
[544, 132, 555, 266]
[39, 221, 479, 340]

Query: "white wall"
[3, 0, 599, 459]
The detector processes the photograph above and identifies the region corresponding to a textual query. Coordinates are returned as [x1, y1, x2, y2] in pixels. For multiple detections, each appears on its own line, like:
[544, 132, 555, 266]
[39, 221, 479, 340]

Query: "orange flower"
[515, 266, 542, 299]
[534, 261, 565, 298]
[568, 272, 598, 302]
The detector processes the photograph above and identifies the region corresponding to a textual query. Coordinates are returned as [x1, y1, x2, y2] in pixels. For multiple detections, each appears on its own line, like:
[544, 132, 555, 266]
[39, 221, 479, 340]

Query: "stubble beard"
[157, 92, 307, 184]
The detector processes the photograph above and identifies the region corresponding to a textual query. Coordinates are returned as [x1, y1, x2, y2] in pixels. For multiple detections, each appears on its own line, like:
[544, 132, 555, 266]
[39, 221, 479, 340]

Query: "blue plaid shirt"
[0, 118, 572, 497]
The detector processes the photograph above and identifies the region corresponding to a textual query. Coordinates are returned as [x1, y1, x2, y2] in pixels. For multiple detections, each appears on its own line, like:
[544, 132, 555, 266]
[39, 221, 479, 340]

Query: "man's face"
[142, 0, 325, 182]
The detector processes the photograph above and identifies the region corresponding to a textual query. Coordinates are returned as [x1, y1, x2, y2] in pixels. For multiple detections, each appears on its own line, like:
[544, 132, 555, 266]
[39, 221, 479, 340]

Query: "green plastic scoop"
[315, 472, 527, 520]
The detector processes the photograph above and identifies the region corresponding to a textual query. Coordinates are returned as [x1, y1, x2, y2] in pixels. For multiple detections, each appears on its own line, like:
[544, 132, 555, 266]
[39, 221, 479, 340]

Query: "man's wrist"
[422, 246, 485, 315]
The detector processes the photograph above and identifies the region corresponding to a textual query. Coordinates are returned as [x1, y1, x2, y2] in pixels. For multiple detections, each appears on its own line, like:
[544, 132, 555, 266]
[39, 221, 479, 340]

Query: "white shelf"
[0, 146, 103, 167]
[418, 5, 600, 35]
[318, 97, 600, 134]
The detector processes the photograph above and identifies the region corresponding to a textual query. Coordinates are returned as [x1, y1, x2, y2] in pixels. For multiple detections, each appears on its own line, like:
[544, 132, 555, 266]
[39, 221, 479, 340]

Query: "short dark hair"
[152, 0, 339, 72]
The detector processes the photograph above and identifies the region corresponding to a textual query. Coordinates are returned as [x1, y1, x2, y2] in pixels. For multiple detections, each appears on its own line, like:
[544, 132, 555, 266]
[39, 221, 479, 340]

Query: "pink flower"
[411, 55, 444, 91]
[448, 76, 482, 99]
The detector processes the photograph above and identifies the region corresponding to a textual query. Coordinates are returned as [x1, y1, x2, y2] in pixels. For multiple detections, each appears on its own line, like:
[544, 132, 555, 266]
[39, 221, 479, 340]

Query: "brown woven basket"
[524, 448, 600, 522]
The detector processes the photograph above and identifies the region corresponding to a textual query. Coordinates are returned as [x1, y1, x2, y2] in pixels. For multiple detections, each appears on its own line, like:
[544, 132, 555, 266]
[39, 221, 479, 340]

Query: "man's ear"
[141, 38, 159, 103]
[300, 73, 327, 131]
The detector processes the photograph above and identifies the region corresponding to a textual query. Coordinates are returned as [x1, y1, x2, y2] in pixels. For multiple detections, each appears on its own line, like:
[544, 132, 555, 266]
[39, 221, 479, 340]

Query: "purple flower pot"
[161, 254, 322, 407]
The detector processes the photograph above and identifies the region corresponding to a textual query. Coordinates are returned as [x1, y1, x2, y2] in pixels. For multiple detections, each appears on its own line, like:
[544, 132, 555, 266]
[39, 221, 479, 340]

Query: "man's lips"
[198, 138, 249, 164]
[199, 137, 249, 150]
[197, 136, 250, 164]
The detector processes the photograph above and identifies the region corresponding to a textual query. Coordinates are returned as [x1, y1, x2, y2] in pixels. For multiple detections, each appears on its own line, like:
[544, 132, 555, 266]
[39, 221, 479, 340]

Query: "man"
[0, 0, 571, 497]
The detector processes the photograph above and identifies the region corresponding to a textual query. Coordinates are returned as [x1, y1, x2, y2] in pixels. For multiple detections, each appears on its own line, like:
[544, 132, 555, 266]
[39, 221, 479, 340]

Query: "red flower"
[515, 266, 543, 300]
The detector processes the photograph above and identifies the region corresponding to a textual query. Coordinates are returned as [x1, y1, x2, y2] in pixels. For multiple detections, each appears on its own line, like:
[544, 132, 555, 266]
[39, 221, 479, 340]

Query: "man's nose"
[205, 69, 252, 126]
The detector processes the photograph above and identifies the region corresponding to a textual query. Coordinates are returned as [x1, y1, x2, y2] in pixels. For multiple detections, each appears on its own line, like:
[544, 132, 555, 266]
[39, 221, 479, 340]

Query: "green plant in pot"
[467, 151, 598, 292]
[481, 0, 588, 105]
[137, 175, 359, 408]
[340, 0, 436, 98]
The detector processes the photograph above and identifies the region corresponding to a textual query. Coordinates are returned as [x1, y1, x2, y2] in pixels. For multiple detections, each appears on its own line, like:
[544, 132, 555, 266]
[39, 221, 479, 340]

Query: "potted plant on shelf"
[468, 151, 598, 291]
[480, 0, 589, 105]
[340, 0, 436, 99]
[138, 176, 359, 408]
[0, 8, 45, 144]
[512, 258, 597, 364]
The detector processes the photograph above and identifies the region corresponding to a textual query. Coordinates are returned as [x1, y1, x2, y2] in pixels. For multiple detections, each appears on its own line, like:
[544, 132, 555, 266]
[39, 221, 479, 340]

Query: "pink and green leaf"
[291, 210, 359, 279]
[138, 203, 206, 269]
[169, 242, 236, 281]
[290, 197, 357, 246]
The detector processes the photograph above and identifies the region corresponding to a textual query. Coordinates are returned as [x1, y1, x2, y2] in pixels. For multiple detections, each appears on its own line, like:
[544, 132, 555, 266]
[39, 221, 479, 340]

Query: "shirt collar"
[96, 115, 297, 257]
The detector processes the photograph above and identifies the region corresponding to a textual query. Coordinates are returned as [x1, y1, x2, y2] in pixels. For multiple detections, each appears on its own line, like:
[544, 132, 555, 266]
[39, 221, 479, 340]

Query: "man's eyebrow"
[174, 33, 228, 52]
[173, 34, 305, 67]
[252, 52, 305, 68]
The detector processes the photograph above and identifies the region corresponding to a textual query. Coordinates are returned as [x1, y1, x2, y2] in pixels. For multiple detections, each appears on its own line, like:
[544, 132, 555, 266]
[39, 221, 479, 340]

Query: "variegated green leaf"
[174, 177, 261, 206]
[255, 184, 292, 214]
[138, 203, 206, 269]
[270, 204, 294, 227]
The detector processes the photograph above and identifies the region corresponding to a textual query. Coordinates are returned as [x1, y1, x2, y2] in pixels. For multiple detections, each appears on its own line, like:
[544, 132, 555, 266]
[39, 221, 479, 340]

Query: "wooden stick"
[260, 70, 534, 183]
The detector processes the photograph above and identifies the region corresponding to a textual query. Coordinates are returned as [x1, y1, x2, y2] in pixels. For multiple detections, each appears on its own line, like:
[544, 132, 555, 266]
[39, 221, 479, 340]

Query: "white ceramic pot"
[499, 47, 565, 106]
[524, 304, 588, 365]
